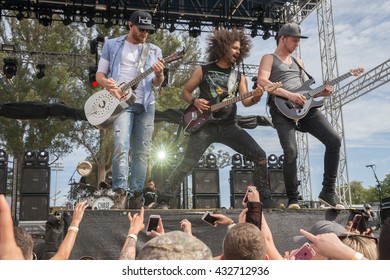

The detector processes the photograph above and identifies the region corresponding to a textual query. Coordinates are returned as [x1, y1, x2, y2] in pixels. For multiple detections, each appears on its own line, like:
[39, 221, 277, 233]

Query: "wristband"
[351, 252, 364, 260]
[127, 234, 138, 241]
[68, 226, 79, 233]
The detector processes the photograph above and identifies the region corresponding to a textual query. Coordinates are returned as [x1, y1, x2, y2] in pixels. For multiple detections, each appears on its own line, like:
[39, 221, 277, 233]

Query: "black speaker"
[271, 194, 288, 207]
[20, 167, 50, 194]
[192, 168, 219, 194]
[382, 195, 390, 204]
[230, 194, 245, 209]
[0, 167, 6, 194]
[229, 168, 254, 194]
[193, 194, 220, 209]
[381, 202, 390, 221]
[151, 167, 179, 193]
[268, 169, 285, 194]
[19, 195, 49, 221]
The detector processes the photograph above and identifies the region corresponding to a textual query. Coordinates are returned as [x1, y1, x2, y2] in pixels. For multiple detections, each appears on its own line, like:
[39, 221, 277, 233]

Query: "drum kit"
[69, 161, 115, 210]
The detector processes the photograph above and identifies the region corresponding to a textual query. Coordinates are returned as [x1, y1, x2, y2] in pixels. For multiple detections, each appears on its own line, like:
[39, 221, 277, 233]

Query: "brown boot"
[128, 192, 144, 209]
[111, 189, 127, 210]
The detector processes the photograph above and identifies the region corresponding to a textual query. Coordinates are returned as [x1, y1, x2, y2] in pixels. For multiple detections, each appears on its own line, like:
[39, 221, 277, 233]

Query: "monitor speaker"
[20, 167, 50, 194]
[229, 168, 254, 194]
[193, 194, 220, 209]
[0, 167, 6, 194]
[19, 194, 49, 221]
[268, 169, 285, 194]
[192, 168, 219, 194]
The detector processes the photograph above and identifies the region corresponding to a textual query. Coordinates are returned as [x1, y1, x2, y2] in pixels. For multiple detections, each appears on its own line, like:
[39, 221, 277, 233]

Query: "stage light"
[206, 153, 217, 168]
[0, 149, 7, 166]
[89, 67, 98, 87]
[16, 9, 24, 21]
[63, 15, 72, 26]
[278, 155, 284, 168]
[86, 18, 95, 28]
[231, 153, 242, 168]
[262, 30, 271, 40]
[189, 21, 201, 38]
[169, 23, 176, 33]
[251, 28, 257, 38]
[243, 156, 253, 169]
[23, 150, 37, 166]
[38, 13, 52, 26]
[157, 150, 166, 160]
[37, 149, 49, 166]
[267, 154, 279, 169]
[3, 58, 17, 79]
[36, 64, 45, 79]
[196, 156, 206, 168]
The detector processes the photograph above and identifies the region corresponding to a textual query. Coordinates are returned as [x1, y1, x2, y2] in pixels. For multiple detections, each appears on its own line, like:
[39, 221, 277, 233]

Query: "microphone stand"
[367, 165, 383, 227]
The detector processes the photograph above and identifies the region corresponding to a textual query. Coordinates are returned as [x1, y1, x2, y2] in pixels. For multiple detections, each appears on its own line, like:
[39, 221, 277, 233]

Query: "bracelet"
[251, 96, 260, 104]
[351, 252, 364, 260]
[127, 233, 138, 241]
[68, 226, 79, 233]
[227, 223, 236, 230]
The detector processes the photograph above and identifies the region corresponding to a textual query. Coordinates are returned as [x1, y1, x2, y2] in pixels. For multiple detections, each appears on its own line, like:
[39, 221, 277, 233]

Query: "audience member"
[13, 226, 34, 260]
[338, 233, 377, 260]
[143, 179, 157, 208]
[119, 207, 145, 260]
[378, 217, 390, 260]
[138, 230, 213, 260]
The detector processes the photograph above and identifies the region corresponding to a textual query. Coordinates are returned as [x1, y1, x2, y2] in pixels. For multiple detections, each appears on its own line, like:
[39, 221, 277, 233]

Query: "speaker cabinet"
[271, 194, 288, 208]
[268, 169, 285, 194]
[230, 194, 245, 209]
[229, 168, 254, 194]
[20, 167, 50, 194]
[192, 168, 220, 194]
[382, 195, 390, 204]
[381, 202, 390, 221]
[19, 195, 49, 221]
[151, 167, 180, 193]
[0, 167, 6, 194]
[193, 194, 220, 209]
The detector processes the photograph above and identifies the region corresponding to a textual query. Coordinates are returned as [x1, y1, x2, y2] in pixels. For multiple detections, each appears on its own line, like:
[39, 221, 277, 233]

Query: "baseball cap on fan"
[129, 11, 155, 31]
[277, 22, 308, 39]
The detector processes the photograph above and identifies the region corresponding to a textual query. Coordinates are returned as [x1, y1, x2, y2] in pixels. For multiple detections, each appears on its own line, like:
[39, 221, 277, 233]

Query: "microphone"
[366, 164, 374, 168]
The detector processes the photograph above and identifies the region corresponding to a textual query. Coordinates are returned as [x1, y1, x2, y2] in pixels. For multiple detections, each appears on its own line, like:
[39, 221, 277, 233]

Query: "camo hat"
[138, 231, 213, 260]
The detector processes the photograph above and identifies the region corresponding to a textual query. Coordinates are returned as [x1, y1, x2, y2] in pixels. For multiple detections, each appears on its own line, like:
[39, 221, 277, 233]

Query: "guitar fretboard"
[309, 72, 352, 97]
[210, 91, 253, 112]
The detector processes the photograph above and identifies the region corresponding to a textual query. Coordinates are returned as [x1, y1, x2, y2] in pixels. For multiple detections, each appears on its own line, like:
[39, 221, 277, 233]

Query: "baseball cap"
[364, 204, 372, 210]
[129, 11, 155, 31]
[138, 231, 213, 260]
[277, 22, 308, 39]
[293, 220, 346, 246]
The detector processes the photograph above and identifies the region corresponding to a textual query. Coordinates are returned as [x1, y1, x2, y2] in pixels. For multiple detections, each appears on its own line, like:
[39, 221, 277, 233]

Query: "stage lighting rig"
[36, 64, 45, 79]
[3, 58, 17, 79]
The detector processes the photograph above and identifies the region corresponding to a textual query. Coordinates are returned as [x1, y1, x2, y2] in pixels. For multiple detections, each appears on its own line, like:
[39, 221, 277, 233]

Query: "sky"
[50, 0, 390, 208]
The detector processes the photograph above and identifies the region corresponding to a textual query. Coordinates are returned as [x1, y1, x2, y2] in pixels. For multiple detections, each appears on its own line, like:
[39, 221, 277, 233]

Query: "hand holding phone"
[146, 215, 161, 235]
[201, 212, 218, 227]
[291, 242, 316, 260]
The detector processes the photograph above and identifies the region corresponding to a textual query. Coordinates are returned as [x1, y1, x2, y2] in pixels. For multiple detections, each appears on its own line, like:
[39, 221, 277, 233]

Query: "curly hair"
[205, 28, 252, 65]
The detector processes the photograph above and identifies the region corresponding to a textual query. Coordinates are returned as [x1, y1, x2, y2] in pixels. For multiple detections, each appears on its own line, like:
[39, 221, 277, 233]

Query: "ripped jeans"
[111, 103, 155, 195]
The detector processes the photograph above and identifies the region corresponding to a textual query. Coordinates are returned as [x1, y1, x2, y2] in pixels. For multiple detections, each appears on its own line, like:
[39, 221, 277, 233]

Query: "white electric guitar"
[84, 48, 185, 129]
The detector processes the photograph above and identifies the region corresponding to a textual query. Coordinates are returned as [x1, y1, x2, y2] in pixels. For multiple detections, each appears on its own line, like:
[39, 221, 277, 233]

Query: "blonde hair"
[340, 234, 378, 260]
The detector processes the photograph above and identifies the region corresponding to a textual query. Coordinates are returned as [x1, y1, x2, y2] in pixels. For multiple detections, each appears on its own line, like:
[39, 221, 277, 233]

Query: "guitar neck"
[210, 91, 253, 112]
[309, 72, 352, 97]
[120, 68, 155, 93]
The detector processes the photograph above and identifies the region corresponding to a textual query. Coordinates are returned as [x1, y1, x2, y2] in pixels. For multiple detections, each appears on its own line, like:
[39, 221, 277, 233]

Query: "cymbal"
[77, 161, 93, 176]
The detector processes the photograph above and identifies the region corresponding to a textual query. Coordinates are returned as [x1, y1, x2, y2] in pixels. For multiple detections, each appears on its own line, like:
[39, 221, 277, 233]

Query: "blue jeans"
[270, 106, 341, 200]
[111, 103, 155, 195]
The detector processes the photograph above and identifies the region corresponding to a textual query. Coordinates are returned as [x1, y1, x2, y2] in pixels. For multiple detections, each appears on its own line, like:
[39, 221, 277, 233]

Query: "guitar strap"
[131, 43, 150, 90]
[291, 56, 314, 82]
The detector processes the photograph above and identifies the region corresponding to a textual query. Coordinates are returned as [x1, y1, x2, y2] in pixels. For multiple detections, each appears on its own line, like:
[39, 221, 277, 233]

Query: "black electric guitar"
[183, 82, 282, 134]
[274, 68, 364, 120]
[84, 48, 186, 129]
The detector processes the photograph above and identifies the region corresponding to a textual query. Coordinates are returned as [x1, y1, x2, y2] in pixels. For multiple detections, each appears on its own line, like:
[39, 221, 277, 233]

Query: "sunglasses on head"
[338, 233, 378, 244]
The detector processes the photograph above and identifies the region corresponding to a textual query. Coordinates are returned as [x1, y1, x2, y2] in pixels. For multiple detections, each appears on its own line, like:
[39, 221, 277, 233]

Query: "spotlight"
[197, 156, 206, 168]
[16, 10, 24, 21]
[243, 156, 253, 169]
[250, 28, 257, 38]
[37, 149, 49, 166]
[169, 23, 176, 33]
[86, 18, 95, 28]
[189, 21, 201, 38]
[23, 150, 37, 166]
[262, 30, 271, 40]
[278, 155, 284, 168]
[39, 13, 52, 26]
[63, 15, 72, 26]
[267, 154, 279, 169]
[36, 64, 45, 79]
[231, 153, 242, 168]
[0, 149, 7, 166]
[206, 153, 217, 168]
[3, 58, 17, 79]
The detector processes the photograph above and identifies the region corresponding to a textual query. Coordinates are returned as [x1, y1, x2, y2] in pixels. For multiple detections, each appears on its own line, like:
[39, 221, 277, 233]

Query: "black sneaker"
[128, 194, 144, 209]
[110, 189, 127, 210]
[287, 198, 300, 210]
[318, 191, 345, 210]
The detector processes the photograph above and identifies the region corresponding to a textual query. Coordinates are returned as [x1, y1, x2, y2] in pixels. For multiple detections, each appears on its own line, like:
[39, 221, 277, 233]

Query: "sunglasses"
[338, 233, 378, 244]
[130, 24, 150, 34]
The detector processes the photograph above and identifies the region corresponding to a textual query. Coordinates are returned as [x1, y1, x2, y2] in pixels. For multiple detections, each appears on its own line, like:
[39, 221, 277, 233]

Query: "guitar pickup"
[285, 101, 294, 109]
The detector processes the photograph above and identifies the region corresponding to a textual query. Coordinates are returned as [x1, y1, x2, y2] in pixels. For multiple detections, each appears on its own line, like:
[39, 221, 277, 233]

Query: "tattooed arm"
[119, 207, 145, 260]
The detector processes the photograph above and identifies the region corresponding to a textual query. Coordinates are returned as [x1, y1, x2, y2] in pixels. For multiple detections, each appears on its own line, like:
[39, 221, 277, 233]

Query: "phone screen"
[202, 212, 218, 226]
[351, 214, 362, 231]
[147, 216, 160, 232]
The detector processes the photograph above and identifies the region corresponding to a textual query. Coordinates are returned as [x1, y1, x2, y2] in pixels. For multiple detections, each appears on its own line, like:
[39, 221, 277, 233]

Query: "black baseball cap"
[277, 22, 308, 39]
[129, 11, 155, 31]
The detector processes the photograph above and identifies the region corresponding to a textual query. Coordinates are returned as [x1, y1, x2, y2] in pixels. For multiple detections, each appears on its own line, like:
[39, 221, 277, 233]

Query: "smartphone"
[146, 215, 161, 234]
[292, 242, 316, 260]
[201, 212, 218, 227]
[242, 185, 254, 206]
[351, 214, 362, 231]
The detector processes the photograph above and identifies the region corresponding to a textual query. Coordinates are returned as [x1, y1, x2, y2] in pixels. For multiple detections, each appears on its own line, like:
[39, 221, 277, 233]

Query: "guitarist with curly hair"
[157, 28, 277, 209]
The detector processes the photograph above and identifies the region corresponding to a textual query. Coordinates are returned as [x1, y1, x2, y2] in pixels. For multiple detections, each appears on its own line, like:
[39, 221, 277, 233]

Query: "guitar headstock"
[350, 68, 364, 76]
[163, 47, 186, 64]
[265, 82, 283, 93]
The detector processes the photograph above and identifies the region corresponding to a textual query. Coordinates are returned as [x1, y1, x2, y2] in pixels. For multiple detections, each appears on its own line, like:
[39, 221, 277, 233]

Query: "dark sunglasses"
[338, 233, 378, 244]
[130, 24, 150, 34]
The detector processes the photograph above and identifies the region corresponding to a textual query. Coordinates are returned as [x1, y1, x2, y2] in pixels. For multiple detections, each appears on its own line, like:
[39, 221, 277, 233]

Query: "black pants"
[162, 122, 269, 199]
[270, 106, 341, 200]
